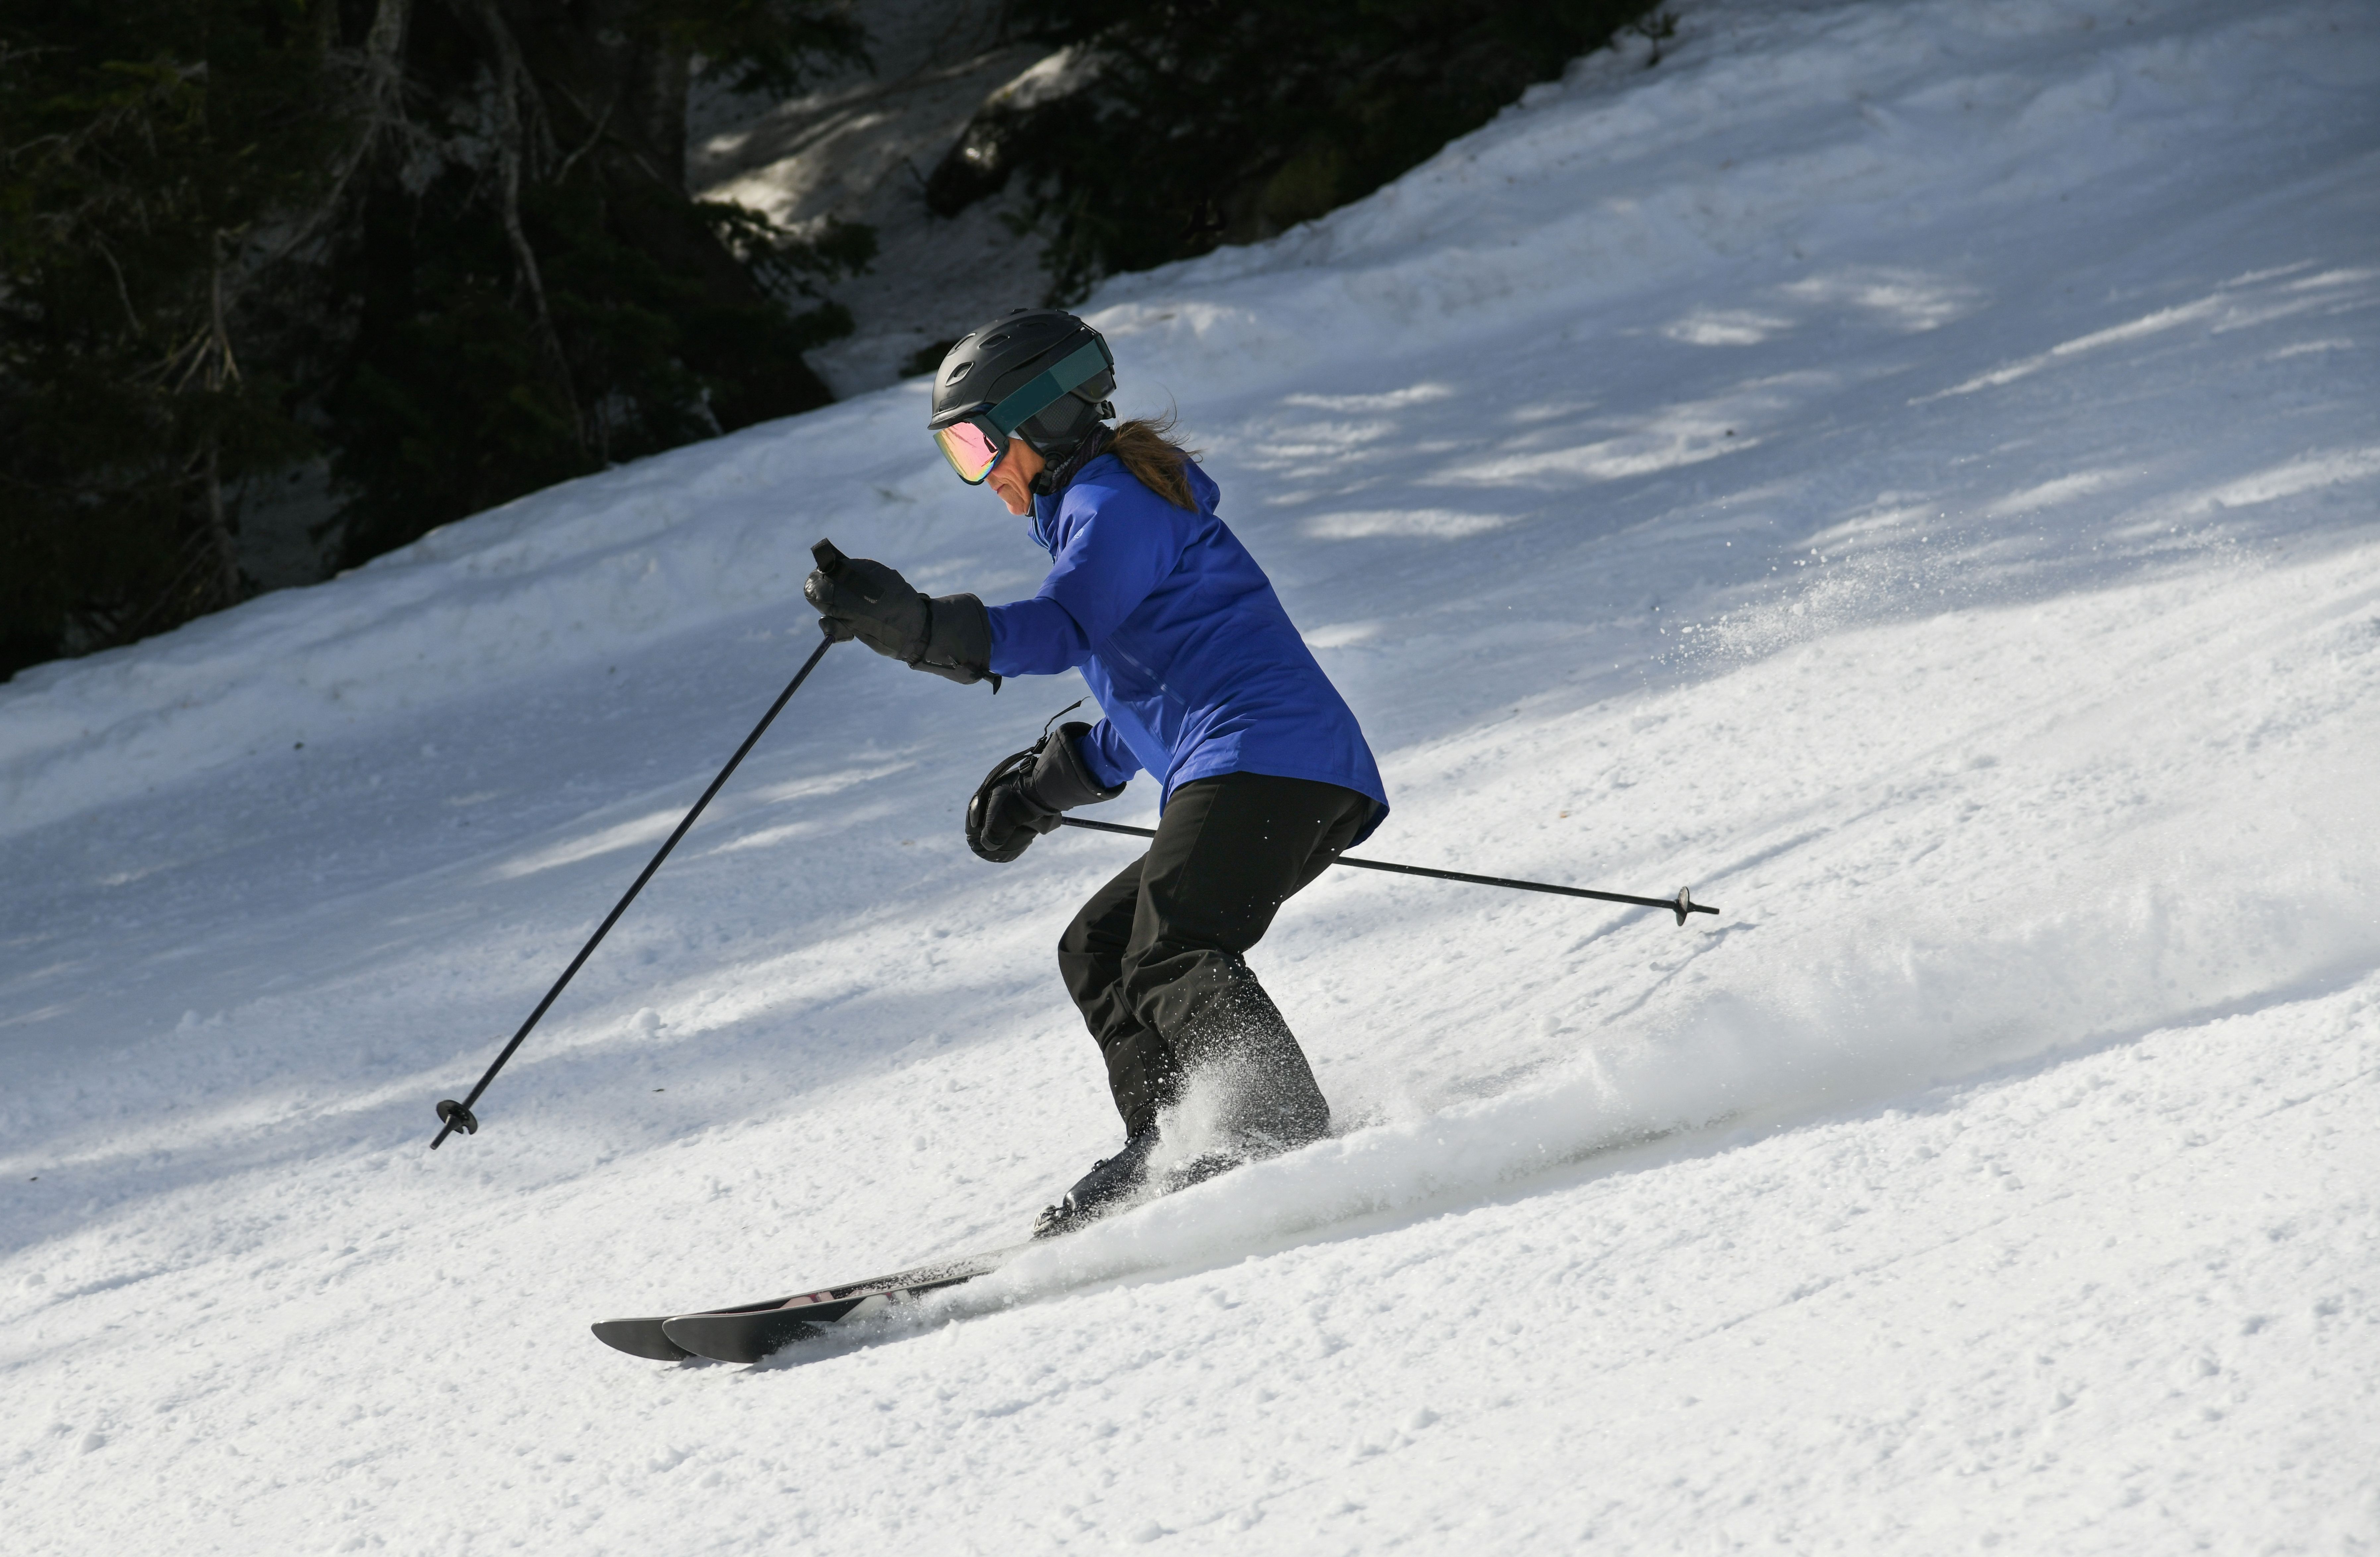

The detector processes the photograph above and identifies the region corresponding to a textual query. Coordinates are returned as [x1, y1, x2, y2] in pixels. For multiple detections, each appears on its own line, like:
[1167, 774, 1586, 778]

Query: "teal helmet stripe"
[988, 340, 1112, 438]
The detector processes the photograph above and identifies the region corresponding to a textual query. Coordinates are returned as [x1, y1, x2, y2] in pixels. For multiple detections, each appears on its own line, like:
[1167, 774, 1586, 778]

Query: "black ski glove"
[803, 543, 997, 688]
[966, 720, 1126, 863]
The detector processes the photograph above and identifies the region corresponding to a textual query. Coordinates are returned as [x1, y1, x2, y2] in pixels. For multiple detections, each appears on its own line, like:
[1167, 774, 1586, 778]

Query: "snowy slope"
[5, 0, 2378, 1551]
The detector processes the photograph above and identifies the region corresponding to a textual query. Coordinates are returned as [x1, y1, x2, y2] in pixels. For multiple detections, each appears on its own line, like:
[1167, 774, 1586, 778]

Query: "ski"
[590, 1293, 803, 1362]
[594, 1243, 1033, 1364]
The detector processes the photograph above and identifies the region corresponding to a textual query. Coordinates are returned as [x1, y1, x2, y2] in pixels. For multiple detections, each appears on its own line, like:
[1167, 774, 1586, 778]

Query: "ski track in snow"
[4, 0, 2378, 1551]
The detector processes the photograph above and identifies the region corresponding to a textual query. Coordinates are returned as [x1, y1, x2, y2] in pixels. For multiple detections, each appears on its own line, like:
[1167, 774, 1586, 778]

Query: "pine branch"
[472, 0, 585, 452]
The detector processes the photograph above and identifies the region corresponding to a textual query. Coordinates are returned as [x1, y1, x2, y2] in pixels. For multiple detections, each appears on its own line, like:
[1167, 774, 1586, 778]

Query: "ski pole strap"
[1055, 816, 1718, 925]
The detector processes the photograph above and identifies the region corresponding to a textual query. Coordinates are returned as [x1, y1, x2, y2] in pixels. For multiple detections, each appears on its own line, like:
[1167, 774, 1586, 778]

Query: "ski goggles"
[931, 339, 1113, 484]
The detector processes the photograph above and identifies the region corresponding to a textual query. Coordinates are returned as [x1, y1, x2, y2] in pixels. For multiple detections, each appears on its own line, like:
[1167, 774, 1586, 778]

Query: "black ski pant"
[1057, 770, 1377, 1143]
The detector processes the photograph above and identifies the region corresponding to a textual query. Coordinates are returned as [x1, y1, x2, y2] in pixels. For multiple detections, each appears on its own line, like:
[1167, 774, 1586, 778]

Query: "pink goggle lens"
[934, 421, 1003, 484]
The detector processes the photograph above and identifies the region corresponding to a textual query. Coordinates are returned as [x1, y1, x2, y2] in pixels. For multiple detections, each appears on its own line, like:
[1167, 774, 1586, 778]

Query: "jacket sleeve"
[984, 482, 1189, 676]
[983, 596, 1094, 675]
[1079, 721, 1141, 788]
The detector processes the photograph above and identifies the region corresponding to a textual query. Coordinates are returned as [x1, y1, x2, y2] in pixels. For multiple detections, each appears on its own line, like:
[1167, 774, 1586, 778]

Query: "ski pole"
[1056, 817, 1719, 925]
[431, 545, 850, 1150]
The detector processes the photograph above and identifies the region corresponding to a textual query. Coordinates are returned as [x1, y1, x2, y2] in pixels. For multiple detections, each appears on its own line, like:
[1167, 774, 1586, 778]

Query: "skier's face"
[987, 437, 1045, 516]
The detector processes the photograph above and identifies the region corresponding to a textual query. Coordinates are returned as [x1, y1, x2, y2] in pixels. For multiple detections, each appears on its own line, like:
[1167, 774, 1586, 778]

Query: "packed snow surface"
[6, 0, 2378, 1550]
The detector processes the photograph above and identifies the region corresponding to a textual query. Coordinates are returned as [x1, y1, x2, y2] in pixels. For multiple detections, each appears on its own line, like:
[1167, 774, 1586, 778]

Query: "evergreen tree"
[928, 0, 1663, 302]
[0, 0, 865, 680]
[315, 0, 871, 567]
[0, 0, 330, 670]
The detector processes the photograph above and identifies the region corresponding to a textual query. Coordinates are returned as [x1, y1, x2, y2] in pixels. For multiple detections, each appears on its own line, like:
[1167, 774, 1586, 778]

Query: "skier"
[803, 309, 1388, 1236]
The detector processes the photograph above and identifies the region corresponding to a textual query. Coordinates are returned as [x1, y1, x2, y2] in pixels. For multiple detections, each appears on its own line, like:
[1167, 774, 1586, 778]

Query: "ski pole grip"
[807, 539, 850, 644]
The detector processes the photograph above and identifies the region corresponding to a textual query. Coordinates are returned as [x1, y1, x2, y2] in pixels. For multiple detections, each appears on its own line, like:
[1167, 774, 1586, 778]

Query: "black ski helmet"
[929, 309, 1116, 466]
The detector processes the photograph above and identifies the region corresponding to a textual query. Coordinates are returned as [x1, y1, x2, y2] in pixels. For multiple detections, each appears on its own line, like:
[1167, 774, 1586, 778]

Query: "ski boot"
[1032, 1127, 1160, 1239]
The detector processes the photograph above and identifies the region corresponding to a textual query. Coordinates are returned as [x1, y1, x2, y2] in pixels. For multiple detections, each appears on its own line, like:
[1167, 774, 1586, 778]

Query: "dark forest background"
[0, 0, 1657, 681]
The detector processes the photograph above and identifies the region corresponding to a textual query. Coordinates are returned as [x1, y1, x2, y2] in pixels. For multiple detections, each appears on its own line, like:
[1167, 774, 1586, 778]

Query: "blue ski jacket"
[983, 451, 1387, 842]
